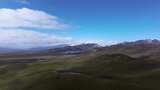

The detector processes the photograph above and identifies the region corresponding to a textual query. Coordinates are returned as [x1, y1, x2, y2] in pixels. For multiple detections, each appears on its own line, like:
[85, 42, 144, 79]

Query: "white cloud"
[75, 39, 117, 46]
[0, 29, 73, 49]
[0, 8, 70, 30]
[0, 29, 116, 49]
[0, 8, 114, 48]
[17, 0, 29, 4]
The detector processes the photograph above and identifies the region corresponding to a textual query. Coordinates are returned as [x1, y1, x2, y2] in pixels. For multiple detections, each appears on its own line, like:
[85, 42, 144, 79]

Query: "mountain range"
[1, 39, 160, 90]
[1, 39, 160, 56]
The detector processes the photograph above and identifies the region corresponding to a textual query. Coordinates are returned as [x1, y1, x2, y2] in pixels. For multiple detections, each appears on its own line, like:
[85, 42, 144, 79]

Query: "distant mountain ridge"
[1, 39, 160, 57]
[45, 43, 100, 55]
[0, 47, 23, 54]
[96, 39, 160, 61]
[0, 44, 69, 54]
[119, 39, 160, 46]
[0, 43, 100, 56]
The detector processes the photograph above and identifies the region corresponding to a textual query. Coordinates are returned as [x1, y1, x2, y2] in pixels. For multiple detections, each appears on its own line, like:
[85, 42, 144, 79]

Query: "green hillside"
[1, 53, 160, 90]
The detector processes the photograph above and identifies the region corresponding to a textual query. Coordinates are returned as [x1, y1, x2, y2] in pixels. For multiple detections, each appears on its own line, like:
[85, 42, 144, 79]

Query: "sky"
[0, 0, 159, 48]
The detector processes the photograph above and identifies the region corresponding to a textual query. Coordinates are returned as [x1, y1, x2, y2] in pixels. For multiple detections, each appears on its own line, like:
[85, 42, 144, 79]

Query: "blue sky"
[0, 0, 159, 48]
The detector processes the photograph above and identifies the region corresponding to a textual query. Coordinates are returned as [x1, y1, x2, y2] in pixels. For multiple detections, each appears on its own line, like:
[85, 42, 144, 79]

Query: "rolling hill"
[1, 39, 160, 90]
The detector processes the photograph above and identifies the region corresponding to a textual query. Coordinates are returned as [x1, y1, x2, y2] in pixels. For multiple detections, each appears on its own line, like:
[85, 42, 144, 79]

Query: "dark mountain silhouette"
[96, 39, 160, 61]
[46, 43, 100, 55]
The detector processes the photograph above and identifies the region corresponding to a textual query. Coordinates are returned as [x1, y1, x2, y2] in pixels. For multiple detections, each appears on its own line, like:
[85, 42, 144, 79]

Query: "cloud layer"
[0, 8, 107, 49]
[19, 0, 29, 4]
[17, 0, 29, 4]
[0, 8, 70, 30]
[0, 29, 73, 49]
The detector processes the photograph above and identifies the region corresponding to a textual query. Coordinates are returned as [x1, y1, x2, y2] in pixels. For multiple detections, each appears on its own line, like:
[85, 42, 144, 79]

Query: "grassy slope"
[0, 54, 160, 90]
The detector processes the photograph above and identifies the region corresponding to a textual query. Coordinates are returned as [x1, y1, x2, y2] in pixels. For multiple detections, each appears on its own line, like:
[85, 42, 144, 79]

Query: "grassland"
[0, 53, 160, 90]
